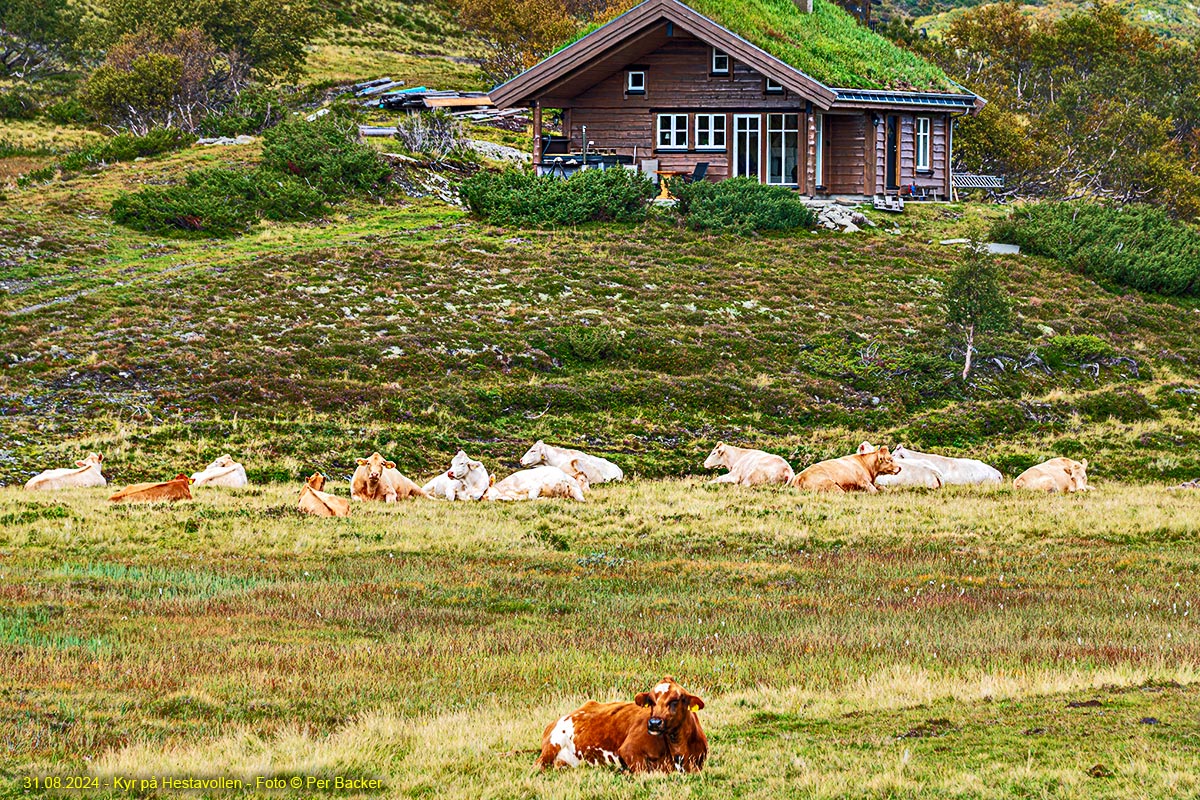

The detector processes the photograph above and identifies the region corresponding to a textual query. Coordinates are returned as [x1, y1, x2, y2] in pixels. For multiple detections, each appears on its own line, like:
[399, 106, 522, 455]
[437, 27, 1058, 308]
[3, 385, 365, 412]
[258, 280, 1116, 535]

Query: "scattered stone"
[1088, 764, 1114, 779]
[802, 200, 876, 233]
[469, 139, 530, 163]
[1139, 717, 1160, 725]
[1168, 479, 1199, 490]
[196, 135, 256, 146]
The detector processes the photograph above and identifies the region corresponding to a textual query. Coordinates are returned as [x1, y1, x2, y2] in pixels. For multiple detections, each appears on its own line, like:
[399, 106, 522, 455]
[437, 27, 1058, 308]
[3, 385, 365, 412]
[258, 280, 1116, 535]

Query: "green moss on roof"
[683, 0, 957, 91]
[564, 0, 961, 92]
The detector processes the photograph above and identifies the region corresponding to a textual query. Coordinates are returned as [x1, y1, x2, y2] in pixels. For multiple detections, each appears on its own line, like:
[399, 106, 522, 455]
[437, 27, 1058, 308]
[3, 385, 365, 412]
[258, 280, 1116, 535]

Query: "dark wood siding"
[873, 113, 948, 195]
[823, 113, 866, 195]
[563, 33, 804, 182]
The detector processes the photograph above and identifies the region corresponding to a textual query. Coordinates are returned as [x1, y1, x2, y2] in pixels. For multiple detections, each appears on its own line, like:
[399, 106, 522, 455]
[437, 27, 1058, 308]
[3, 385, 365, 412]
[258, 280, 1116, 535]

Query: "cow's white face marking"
[550, 715, 579, 767]
[654, 682, 671, 694]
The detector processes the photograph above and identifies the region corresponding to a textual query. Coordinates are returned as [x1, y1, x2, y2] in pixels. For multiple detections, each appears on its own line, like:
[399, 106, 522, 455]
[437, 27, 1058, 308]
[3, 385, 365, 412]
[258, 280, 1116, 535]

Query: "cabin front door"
[885, 115, 900, 191]
[733, 114, 761, 181]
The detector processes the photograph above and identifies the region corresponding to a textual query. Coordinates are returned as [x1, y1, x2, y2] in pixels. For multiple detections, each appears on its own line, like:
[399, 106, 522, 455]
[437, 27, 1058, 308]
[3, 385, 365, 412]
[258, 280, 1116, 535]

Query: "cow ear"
[686, 695, 705, 712]
[76, 461, 88, 467]
[634, 692, 652, 707]
[1080, 459, 1088, 469]
[877, 446, 890, 456]
[384, 461, 396, 469]
[356, 459, 368, 466]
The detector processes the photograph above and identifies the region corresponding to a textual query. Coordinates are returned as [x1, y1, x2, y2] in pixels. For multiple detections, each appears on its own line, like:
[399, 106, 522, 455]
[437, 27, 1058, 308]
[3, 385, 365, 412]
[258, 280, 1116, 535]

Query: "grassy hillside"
[1, 140, 1198, 487]
[1, 481, 1198, 797]
[906, 0, 1200, 41]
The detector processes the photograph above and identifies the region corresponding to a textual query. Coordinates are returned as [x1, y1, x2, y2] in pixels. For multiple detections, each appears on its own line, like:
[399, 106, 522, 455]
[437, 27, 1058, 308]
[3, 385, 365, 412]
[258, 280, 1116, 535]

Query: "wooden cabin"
[490, 0, 983, 199]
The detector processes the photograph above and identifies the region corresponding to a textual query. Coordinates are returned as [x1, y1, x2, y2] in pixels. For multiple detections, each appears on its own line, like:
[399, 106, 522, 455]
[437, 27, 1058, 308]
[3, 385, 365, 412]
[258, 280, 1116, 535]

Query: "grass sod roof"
[566, 0, 960, 92]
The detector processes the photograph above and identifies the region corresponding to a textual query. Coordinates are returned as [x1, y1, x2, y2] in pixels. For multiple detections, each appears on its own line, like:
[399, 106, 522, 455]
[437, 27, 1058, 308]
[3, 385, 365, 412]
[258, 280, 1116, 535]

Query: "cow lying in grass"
[298, 473, 350, 517]
[351, 452, 427, 502]
[423, 450, 491, 500]
[703, 443, 794, 486]
[858, 442, 943, 489]
[520, 440, 624, 484]
[792, 447, 901, 492]
[190, 455, 249, 488]
[1014, 458, 1091, 492]
[537, 676, 707, 773]
[893, 445, 1002, 485]
[485, 465, 586, 501]
[25, 453, 107, 491]
[109, 474, 193, 503]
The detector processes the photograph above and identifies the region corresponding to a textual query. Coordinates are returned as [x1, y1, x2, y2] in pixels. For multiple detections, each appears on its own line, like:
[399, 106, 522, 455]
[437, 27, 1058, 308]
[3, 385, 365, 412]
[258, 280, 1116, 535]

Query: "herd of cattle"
[21, 439, 1092, 513]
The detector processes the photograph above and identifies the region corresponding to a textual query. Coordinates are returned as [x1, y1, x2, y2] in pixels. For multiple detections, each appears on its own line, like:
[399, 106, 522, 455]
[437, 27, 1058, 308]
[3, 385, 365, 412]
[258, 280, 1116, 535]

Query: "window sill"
[709, 71, 730, 77]
[915, 169, 933, 176]
[626, 90, 646, 96]
[695, 147, 727, 153]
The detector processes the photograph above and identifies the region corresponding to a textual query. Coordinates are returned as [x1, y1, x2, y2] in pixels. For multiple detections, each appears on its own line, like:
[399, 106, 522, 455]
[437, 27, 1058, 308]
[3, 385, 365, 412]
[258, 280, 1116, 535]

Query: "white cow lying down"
[857, 442, 943, 489]
[703, 443, 794, 486]
[25, 453, 107, 491]
[520, 440, 623, 484]
[190, 454, 249, 488]
[893, 445, 1003, 485]
[485, 466, 586, 502]
[423, 449, 491, 500]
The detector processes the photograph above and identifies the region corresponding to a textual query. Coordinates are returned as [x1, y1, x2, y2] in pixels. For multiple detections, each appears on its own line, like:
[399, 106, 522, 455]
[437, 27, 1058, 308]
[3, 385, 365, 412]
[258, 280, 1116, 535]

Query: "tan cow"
[298, 473, 350, 517]
[537, 676, 708, 773]
[703, 443, 794, 486]
[25, 453, 107, 491]
[1013, 458, 1092, 492]
[485, 465, 586, 501]
[857, 442, 943, 489]
[109, 474, 193, 503]
[190, 454, 249, 488]
[351, 452, 427, 502]
[791, 447, 901, 493]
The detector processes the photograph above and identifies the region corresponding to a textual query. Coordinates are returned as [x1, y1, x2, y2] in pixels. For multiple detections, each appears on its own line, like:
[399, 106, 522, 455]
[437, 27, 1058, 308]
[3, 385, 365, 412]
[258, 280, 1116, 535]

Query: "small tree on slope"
[945, 243, 1012, 380]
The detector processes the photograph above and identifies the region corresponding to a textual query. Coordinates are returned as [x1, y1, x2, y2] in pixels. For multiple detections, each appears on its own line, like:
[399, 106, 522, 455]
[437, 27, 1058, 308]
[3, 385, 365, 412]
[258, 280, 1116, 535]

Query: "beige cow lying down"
[520, 440, 623, 484]
[792, 447, 901, 493]
[857, 442, 943, 489]
[351, 452, 428, 502]
[423, 450, 491, 501]
[703, 443, 794, 486]
[485, 466, 587, 502]
[1013, 458, 1092, 492]
[190, 455, 249, 488]
[298, 473, 351, 517]
[109, 474, 193, 503]
[25, 453, 107, 491]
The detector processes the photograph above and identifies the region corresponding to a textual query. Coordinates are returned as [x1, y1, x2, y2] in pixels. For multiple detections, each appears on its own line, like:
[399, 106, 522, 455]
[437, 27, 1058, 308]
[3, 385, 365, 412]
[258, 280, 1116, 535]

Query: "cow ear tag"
[689, 704, 700, 713]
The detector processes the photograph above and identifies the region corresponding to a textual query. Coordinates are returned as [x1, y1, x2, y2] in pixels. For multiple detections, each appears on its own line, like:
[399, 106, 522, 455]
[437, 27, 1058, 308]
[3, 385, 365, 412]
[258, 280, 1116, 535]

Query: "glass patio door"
[732, 114, 761, 181]
[767, 113, 799, 186]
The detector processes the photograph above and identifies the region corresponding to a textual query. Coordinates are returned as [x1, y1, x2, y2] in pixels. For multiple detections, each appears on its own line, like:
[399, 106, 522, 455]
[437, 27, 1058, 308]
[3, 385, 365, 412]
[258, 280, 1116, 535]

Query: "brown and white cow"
[298, 473, 351, 517]
[857, 442, 943, 489]
[703, 443, 794, 486]
[350, 452, 427, 502]
[25, 453, 107, 491]
[536, 677, 708, 773]
[108, 474, 193, 503]
[1013, 457, 1092, 492]
[791, 447, 901, 493]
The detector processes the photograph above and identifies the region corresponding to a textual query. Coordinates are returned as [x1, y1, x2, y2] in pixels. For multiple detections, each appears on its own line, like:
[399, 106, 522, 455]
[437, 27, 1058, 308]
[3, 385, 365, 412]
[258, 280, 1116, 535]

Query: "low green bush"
[42, 98, 91, 125]
[261, 116, 390, 197]
[197, 85, 291, 137]
[111, 168, 325, 236]
[1039, 334, 1115, 367]
[459, 168, 655, 226]
[0, 88, 39, 120]
[992, 203, 1200, 296]
[673, 177, 817, 233]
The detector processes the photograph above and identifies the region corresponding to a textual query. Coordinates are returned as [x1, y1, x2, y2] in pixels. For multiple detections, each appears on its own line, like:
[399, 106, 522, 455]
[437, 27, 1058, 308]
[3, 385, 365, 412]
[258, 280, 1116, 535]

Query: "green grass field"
[1, 480, 1198, 798]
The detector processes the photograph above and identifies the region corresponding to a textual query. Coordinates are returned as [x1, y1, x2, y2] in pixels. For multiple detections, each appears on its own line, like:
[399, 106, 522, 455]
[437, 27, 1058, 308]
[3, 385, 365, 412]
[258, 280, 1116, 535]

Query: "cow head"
[77, 452, 104, 467]
[869, 446, 901, 477]
[449, 449, 481, 480]
[171, 474, 193, 484]
[634, 677, 704, 737]
[208, 454, 235, 469]
[357, 452, 395, 487]
[703, 443, 728, 470]
[857, 441, 876, 455]
[565, 459, 589, 491]
[519, 440, 547, 467]
[1069, 459, 1091, 491]
[306, 473, 326, 491]
[893, 445, 912, 459]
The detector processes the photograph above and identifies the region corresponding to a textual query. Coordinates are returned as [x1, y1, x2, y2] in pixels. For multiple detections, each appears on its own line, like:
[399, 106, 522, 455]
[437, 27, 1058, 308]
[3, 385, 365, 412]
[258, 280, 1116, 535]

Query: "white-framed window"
[765, 77, 784, 94]
[656, 114, 688, 149]
[712, 48, 730, 74]
[767, 113, 799, 186]
[695, 114, 726, 150]
[626, 70, 646, 93]
[915, 116, 931, 171]
[814, 113, 824, 188]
